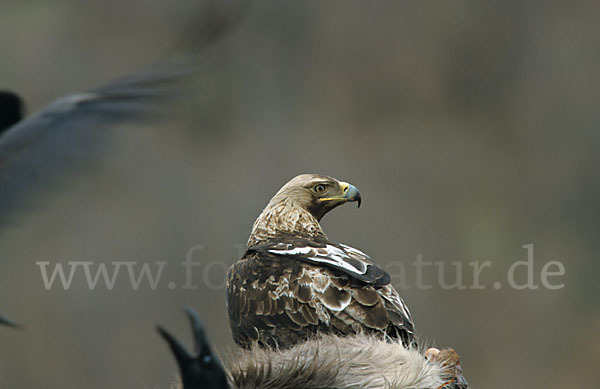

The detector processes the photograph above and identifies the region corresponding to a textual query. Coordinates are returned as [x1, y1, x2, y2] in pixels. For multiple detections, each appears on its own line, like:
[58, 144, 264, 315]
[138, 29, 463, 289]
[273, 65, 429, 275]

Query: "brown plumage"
[227, 174, 415, 349]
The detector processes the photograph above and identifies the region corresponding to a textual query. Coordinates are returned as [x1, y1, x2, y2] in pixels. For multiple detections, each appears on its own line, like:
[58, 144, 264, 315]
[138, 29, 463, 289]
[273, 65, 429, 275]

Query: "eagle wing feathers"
[227, 244, 414, 348]
[257, 241, 390, 286]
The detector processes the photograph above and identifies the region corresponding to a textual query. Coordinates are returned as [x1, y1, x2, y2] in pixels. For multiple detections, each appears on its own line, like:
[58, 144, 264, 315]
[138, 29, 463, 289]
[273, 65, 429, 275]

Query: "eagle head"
[271, 174, 361, 221]
[248, 174, 361, 246]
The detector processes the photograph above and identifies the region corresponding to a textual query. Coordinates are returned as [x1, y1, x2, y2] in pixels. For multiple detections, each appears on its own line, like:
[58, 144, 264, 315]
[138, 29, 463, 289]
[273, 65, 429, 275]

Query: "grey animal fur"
[217, 333, 444, 389]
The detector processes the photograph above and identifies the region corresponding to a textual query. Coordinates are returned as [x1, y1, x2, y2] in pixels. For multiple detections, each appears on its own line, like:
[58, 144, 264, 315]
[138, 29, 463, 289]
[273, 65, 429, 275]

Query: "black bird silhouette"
[0, 91, 23, 133]
[157, 308, 228, 389]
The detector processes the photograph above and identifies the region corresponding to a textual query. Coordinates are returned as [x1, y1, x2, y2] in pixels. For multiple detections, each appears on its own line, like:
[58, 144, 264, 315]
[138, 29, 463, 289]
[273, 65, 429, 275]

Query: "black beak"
[157, 307, 227, 389]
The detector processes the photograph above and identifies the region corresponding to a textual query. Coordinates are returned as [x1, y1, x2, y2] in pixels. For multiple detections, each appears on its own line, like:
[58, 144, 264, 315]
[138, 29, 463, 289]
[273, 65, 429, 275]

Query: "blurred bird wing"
[0, 2, 248, 222]
[0, 67, 192, 220]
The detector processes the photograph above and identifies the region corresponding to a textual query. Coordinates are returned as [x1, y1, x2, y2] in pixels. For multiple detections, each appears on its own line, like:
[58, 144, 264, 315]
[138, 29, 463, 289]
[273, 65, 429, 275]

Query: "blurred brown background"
[0, 1, 598, 388]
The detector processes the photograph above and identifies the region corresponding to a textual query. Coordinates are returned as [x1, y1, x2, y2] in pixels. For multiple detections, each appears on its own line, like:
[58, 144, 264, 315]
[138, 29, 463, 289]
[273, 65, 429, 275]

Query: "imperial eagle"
[226, 174, 415, 348]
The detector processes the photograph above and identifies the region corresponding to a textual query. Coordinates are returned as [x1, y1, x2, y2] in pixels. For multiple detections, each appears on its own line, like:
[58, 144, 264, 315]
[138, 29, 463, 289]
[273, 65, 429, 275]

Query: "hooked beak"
[339, 182, 362, 208]
[318, 181, 362, 208]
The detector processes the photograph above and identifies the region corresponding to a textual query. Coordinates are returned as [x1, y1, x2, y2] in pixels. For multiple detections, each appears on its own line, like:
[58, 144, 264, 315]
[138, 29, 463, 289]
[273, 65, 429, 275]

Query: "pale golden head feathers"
[248, 174, 361, 246]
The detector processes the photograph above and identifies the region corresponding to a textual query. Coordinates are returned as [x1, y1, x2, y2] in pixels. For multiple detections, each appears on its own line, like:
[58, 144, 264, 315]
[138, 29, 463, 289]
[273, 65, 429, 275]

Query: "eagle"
[227, 174, 415, 349]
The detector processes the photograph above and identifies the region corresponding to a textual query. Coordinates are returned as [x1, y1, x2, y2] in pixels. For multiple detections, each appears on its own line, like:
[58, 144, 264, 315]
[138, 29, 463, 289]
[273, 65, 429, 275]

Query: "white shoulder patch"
[268, 244, 369, 276]
[268, 246, 313, 256]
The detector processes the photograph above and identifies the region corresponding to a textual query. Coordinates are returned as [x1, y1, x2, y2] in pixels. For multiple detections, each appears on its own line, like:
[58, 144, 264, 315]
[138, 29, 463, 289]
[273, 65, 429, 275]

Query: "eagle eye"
[314, 184, 326, 194]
